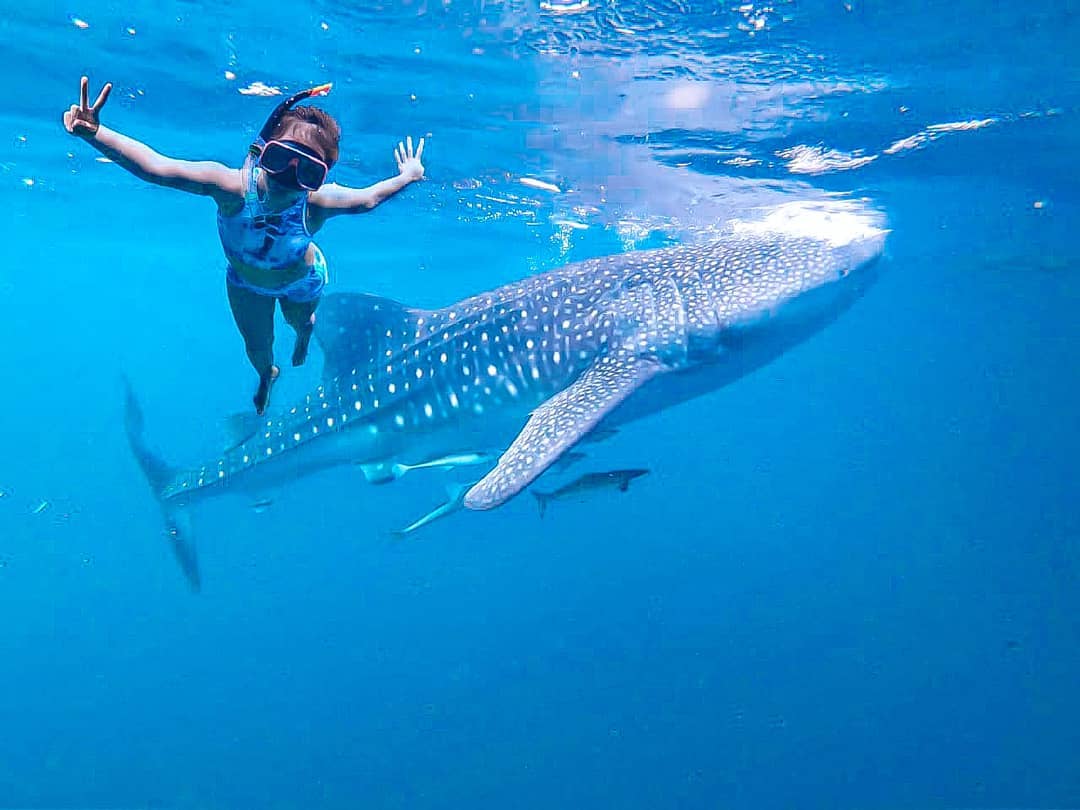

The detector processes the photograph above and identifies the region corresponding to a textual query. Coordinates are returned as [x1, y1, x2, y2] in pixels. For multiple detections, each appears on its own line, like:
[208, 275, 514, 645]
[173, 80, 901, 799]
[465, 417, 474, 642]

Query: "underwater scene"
[1, 0, 1078, 807]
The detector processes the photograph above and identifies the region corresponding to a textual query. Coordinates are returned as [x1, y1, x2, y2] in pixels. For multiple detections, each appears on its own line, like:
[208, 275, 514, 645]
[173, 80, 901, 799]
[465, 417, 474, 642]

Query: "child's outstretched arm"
[308, 136, 425, 224]
[63, 76, 238, 202]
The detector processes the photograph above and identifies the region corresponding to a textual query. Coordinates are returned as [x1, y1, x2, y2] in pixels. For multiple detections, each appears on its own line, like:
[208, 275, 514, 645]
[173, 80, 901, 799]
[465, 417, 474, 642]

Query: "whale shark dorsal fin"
[314, 292, 430, 382]
[464, 352, 664, 510]
[221, 411, 262, 452]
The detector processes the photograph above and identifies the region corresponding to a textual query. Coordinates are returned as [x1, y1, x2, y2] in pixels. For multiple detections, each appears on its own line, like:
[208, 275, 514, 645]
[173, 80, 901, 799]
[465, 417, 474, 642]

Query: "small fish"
[362, 452, 494, 485]
[31, 500, 50, 515]
[393, 482, 475, 537]
[391, 452, 495, 479]
[0, 487, 9, 499]
[532, 468, 649, 518]
[251, 498, 274, 514]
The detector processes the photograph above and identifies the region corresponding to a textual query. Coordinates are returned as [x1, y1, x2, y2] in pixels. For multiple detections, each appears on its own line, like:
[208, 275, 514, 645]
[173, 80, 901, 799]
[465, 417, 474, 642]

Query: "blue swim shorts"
[225, 245, 328, 304]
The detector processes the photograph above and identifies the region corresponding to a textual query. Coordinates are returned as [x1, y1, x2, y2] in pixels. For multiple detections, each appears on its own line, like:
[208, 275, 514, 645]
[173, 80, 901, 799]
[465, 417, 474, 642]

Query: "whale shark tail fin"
[122, 376, 201, 592]
[314, 292, 431, 382]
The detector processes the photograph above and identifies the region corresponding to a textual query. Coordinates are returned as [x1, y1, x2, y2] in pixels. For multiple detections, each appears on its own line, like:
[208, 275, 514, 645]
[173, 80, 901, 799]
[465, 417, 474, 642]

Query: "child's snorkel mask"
[249, 83, 333, 191]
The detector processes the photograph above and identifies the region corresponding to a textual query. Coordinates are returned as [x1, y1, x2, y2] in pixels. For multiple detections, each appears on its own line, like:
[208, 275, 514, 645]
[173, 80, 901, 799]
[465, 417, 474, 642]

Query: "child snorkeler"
[63, 76, 425, 414]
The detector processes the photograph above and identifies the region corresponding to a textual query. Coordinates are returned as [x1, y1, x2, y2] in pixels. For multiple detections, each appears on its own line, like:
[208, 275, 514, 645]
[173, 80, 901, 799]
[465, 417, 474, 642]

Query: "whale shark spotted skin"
[126, 202, 887, 589]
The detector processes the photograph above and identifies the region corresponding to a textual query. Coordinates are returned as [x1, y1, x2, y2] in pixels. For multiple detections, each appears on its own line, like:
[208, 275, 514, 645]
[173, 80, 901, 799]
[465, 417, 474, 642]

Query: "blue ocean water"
[2, 0, 1078, 806]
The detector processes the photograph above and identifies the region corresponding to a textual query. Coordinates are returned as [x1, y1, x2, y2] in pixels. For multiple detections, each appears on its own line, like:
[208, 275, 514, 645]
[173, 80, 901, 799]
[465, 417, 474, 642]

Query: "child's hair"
[274, 106, 341, 166]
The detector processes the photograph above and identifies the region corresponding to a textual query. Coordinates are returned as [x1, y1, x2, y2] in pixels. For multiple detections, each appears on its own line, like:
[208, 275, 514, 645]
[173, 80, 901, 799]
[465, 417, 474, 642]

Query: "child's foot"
[253, 365, 279, 415]
[292, 326, 313, 367]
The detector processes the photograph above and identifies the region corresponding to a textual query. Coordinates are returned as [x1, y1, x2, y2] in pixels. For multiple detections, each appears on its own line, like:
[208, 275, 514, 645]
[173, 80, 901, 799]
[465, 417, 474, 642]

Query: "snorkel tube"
[248, 82, 333, 159]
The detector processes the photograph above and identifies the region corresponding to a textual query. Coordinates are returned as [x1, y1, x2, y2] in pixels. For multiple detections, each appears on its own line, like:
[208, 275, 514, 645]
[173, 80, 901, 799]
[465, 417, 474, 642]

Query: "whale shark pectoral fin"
[464, 352, 664, 510]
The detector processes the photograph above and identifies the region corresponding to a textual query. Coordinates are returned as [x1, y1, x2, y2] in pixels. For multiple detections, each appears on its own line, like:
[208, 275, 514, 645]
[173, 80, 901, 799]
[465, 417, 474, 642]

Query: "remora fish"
[124, 202, 887, 589]
[532, 469, 649, 518]
[392, 481, 475, 537]
[358, 452, 496, 484]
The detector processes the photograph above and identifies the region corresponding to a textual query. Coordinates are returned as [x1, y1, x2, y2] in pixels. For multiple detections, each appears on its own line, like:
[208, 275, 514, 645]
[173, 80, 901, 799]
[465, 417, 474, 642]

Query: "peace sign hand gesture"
[63, 76, 112, 139]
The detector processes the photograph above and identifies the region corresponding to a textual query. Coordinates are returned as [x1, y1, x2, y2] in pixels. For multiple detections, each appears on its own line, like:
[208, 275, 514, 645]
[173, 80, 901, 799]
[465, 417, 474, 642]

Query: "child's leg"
[227, 280, 277, 374]
[280, 295, 319, 367]
[227, 280, 279, 414]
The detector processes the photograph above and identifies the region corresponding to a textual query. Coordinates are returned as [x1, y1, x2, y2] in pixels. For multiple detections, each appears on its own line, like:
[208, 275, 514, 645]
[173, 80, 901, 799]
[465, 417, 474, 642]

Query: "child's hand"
[63, 76, 112, 139]
[395, 136, 425, 182]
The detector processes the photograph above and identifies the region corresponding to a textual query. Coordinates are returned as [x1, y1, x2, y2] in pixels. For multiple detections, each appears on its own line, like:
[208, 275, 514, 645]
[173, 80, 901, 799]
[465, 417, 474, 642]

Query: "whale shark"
[125, 202, 887, 590]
